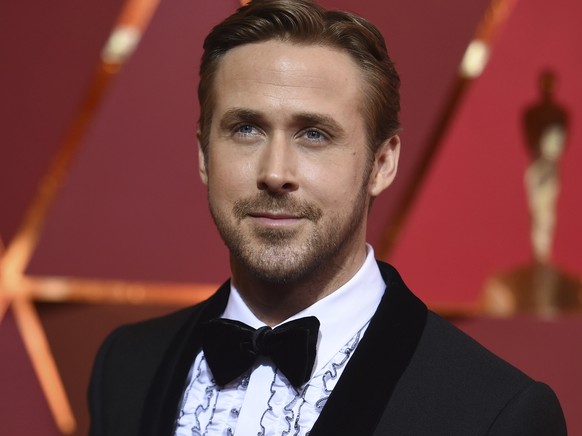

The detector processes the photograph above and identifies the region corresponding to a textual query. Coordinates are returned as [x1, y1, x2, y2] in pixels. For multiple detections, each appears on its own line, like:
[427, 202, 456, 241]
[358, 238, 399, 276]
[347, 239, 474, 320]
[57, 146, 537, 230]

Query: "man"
[89, 1, 567, 435]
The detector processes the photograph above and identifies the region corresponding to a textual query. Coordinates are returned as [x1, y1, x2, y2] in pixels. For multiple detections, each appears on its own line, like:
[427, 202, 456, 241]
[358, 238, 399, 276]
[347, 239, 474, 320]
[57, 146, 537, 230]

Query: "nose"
[256, 134, 298, 194]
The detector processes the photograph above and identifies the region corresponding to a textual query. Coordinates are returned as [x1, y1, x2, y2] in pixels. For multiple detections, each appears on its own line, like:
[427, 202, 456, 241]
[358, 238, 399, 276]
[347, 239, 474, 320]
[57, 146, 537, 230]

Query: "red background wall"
[1, 0, 580, 434]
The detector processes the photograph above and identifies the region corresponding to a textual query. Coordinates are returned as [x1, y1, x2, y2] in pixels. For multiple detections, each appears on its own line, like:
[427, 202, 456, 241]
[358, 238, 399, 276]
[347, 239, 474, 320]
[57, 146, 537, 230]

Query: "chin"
[235, 242, 324, 286]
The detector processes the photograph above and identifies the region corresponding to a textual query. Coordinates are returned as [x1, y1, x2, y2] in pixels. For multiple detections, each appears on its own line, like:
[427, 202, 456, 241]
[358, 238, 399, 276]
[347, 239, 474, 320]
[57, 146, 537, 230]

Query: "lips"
[248, 212, 303, 226]
[232, 196, 323, 223]
[249, 212, 301, 220]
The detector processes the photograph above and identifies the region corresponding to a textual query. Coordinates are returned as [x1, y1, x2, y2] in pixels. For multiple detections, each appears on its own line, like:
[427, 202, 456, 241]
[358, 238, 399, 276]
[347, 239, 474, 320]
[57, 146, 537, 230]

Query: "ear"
[197, 130, 208, 186]
[368, 135, 400, 197]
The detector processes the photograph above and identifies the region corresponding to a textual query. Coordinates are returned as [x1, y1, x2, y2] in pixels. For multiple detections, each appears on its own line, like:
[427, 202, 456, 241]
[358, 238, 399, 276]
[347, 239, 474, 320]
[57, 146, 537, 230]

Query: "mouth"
[248, 212, 304, 227]
[232, 196, 323, 225]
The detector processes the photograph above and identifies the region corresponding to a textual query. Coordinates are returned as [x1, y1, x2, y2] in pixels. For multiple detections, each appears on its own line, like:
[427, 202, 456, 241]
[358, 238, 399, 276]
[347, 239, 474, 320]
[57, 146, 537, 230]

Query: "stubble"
[209, 188, 369, 285]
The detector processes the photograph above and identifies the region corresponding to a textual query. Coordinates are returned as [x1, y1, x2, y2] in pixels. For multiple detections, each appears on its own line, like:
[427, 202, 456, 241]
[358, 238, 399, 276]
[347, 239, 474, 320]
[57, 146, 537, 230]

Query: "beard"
[209, 187, 369, 285]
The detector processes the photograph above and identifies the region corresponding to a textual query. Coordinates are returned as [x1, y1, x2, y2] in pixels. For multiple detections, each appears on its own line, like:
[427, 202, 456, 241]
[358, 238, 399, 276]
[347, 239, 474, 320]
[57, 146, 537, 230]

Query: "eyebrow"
[218, 108, 346, 138]
[219, 108, 265, 131]
[291, 112, 345, 138]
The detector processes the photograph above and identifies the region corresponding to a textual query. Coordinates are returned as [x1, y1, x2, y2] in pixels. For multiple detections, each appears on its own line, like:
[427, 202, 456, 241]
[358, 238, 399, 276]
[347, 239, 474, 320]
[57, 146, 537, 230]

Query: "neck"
[230, 245, 367, 326]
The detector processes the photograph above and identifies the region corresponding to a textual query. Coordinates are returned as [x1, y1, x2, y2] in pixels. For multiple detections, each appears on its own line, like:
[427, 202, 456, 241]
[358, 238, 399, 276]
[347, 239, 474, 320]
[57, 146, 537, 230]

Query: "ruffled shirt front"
[175, 245, 385, 436]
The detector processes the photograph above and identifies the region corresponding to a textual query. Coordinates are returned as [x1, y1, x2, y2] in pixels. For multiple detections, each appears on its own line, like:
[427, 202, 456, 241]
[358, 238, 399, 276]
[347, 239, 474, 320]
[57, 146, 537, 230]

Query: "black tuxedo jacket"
[89, 262, 566, 435]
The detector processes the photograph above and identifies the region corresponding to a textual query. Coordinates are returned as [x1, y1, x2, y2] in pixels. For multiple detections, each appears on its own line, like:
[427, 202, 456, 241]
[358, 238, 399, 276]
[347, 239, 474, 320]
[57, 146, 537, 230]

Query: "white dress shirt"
[175, 245, 385, 436]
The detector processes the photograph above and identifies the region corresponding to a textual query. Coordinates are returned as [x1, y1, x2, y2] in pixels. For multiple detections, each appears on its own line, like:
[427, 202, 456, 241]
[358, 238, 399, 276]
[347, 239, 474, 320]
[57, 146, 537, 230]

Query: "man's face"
[199, 40, 398, 285]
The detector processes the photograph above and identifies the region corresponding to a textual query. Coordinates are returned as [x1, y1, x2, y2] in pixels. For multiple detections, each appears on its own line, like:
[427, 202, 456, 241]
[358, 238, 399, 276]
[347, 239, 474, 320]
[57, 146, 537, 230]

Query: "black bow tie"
[201, 316, 320, 388]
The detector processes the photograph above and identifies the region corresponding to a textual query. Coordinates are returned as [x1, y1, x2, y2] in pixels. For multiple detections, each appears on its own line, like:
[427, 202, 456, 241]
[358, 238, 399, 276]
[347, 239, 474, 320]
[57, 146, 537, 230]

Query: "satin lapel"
[139, 281, 230, 436]
[310, 262, 428, 436]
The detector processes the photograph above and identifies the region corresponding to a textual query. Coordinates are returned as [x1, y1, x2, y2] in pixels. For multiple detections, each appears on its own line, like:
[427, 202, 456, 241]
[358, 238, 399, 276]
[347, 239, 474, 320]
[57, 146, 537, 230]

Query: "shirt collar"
[222, 244, 386, 375]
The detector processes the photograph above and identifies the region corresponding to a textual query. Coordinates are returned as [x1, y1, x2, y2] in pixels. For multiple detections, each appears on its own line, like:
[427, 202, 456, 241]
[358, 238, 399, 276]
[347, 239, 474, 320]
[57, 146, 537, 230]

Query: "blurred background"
[1, 0, 580, 434]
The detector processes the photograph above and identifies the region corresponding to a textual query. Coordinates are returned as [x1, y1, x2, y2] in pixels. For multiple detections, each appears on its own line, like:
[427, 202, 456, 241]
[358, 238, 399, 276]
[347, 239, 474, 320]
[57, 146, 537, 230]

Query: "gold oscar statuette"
[482, 70, 582, 317]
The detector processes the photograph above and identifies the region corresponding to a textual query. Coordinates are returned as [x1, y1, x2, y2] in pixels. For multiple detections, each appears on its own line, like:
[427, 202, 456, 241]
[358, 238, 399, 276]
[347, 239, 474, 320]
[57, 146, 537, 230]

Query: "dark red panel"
[0, 0, 124, 246]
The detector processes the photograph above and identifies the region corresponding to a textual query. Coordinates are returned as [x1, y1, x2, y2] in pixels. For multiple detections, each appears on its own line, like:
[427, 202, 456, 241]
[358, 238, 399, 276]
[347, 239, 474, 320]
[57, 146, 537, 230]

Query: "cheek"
[302, 158, 365, 204]
[207, 156, 254, 201]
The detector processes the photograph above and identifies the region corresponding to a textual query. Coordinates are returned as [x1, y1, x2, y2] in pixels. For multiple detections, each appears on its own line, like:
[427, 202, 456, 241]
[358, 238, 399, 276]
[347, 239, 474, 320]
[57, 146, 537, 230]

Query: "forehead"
[211, 40, 365, 116]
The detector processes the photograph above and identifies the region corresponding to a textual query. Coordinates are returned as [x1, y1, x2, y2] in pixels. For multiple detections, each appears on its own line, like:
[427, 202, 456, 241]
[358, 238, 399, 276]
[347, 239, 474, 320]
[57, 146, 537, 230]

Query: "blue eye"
[237, 124, 257, 135]
[305, 130, 322, 140]
[302, 129, 329, 144]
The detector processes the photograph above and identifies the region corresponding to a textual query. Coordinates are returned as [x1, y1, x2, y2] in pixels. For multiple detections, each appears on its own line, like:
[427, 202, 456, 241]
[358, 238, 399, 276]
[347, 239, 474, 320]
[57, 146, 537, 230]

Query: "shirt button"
[226, 428, 234, 435]
[230, 408, 240, 417]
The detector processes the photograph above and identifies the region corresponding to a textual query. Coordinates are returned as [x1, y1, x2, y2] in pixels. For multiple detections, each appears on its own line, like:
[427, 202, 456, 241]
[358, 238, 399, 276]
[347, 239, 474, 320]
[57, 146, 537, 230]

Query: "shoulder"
[88, 303, 208, 436]
[417, 312, 528, 386]
[94, 279, 230, 366]
[373, 263, 564, 434]
[487, 381, 566, 435]
[91, 298, 215, 386]
[383, 311, 566, 434]
[101, 304, 204, 356]
[401, 311, 534, 405]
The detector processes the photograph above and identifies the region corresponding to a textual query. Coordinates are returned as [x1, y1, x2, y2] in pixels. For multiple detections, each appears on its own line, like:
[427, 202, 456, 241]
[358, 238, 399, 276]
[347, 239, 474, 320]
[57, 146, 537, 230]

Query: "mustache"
[233, 194, 323, 222]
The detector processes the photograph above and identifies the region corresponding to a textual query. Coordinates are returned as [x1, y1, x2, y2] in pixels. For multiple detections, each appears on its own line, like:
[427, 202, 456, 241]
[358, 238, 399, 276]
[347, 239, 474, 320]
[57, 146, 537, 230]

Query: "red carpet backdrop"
[1, 0, 580, 434]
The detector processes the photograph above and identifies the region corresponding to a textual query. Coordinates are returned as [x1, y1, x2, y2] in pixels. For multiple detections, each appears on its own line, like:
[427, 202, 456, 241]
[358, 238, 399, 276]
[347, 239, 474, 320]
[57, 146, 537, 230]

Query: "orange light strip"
[28, 276, 216, 306]
[473, 0, 517, 42]
[0, 295, 9, 324]
[12, 297, 76, 433]
[0, 237, 9, 323]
